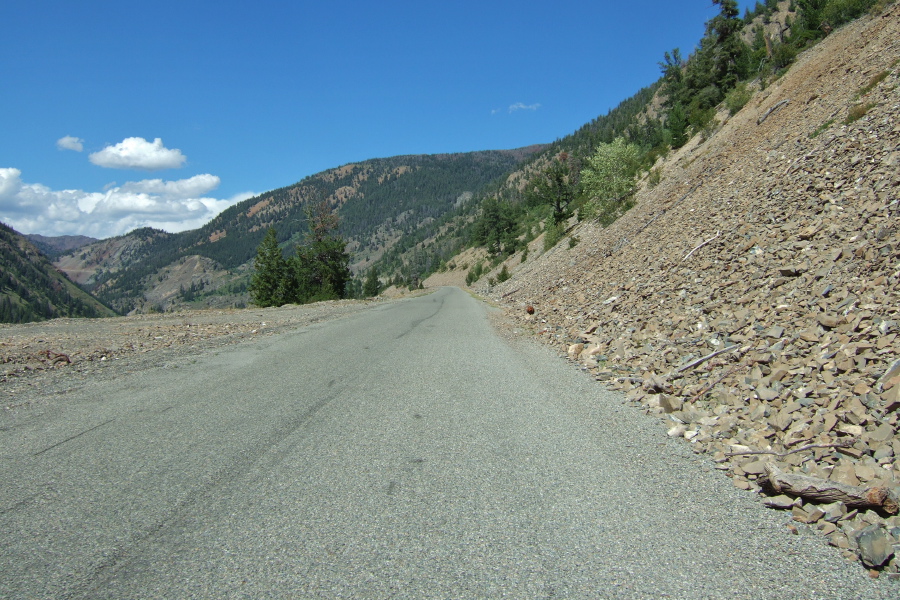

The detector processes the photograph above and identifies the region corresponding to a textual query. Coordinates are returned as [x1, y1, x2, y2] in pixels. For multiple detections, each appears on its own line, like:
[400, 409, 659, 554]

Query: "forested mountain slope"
[54, 149, 540, 313]
[0, 222, 116, 323]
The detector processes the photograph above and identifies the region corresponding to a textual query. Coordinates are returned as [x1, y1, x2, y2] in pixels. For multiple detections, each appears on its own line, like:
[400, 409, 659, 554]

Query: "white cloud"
[508, 102, 541, 113]
[0, 168, 24, 201]
[89, 137, 187, 170]
[56, 136, 85, 152]
[0, 168, 253, 239]
[118, 174, 221, 198]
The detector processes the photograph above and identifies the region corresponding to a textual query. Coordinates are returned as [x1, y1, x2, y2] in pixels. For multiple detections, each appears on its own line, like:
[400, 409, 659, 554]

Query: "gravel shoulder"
[1, 299, 380, 411]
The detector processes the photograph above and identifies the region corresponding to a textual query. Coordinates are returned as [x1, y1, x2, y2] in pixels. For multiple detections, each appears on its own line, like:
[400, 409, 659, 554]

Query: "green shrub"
[497, 265, 510, 283]
[810, 118, 835, 138]
[845, 103, 875, 124]
[465, 261, 484, 285]
[725, 83, 752, 115]
[855, 70, 889, 99]
[822, 0, 880, 28]
[543, 219, 564, 251]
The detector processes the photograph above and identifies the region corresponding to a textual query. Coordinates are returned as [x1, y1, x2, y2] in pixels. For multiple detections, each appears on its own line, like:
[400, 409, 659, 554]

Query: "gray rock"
[854, 525, 895, 568]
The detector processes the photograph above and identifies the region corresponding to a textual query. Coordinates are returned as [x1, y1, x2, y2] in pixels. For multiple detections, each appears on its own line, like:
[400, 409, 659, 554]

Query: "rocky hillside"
[484, 6, 900, 573]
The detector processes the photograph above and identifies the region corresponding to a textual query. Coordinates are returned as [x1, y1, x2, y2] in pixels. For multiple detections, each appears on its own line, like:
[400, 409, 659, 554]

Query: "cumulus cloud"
[0, 168, 24, 202]
[508, 102, 541, 113]
[118, 174, 221, 198]
[89, 137, 187, 170]
[56, 136, 85, 152]
[0, 168, 252, 239]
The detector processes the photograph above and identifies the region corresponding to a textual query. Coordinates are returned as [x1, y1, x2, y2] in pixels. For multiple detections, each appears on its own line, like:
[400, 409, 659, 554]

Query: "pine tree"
[363, 266, 381, 297]
[291, 201, 352, 303]
[248, 227, 287, 307]
[710, 0, 750, 91]
[524, 153, 575, 225]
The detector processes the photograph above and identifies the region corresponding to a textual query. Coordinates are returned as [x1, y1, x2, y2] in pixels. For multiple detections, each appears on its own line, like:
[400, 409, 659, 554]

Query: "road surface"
[0, 287, 888, 598]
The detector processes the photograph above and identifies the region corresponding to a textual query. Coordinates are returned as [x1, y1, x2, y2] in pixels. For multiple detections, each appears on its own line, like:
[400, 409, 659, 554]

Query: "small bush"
[568, 236, 579, 249]
[496, 264, 511, 283]
[822, 0, 880, 28]
[725, 83, 752, 115]
[648, 167, 662, 189]
[465, 261, 484, 286]
[855, 70, 889, 99]
[700, 118, 720, 143]
[845, 103, 875, 125]
[543, 219, 564, 251]
[810, 118, 835, 138]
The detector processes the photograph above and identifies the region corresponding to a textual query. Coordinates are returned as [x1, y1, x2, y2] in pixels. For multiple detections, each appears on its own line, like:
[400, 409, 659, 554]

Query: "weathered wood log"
[757, 99, 790, 125]
[674, 344, 741, 374]
[761, 463, 899, 515]
[725, 440, 852, 458]
[682, 230, 721, 261]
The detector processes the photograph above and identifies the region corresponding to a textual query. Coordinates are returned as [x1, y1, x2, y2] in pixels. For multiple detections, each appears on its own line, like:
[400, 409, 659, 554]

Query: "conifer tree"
[248, 227, 286, 307]
[525, 153, 575, 225]
[710, 0, 750, 91]
[290, 201, 351, 303]
[363, 266, 381, 297]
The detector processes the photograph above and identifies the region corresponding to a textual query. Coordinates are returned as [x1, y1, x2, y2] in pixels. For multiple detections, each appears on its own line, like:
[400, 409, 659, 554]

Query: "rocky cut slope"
[489, 5, 900, 572]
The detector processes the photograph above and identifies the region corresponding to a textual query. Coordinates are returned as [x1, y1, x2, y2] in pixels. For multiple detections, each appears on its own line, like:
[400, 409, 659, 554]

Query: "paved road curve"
[0, 287, 890, 598]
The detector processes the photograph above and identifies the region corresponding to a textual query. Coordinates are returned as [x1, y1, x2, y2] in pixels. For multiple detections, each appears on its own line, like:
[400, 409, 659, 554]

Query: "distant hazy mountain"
[26, 234, 98, 259]
[0, 222, 116, 323]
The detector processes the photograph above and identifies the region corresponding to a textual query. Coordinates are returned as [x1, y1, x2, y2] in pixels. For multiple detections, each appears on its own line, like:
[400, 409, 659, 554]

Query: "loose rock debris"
[486, 6, 900, 575]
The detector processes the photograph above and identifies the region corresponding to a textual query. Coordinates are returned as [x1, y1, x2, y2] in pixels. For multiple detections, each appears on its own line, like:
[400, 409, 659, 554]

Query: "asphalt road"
[0, 287, 890, 598]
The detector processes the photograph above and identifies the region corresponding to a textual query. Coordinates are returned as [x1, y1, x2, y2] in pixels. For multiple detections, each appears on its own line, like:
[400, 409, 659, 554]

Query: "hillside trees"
[249, 202, 352, 307]
[471, 197, 521, 256]
[580, 138, 642, 226]
[412, 0, 887, 267]
[524, 153, 577, 226]
[0, 222, 114, 323]
[363, 266, 382, 297]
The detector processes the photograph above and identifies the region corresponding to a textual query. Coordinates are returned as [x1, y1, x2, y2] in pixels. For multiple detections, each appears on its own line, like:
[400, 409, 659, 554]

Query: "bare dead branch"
[757, 99, 791, 125]
[674, 344, 741, 374]
[725, 439, 853, 458]
[682, 231, 721, 262]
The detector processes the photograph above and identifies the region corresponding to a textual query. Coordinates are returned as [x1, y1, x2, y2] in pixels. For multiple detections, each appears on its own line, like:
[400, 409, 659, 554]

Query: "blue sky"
[1, 1, 739, 239]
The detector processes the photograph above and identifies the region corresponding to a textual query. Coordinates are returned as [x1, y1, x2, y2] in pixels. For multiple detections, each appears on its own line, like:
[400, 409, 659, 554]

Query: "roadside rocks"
[489, 7, 900, 573]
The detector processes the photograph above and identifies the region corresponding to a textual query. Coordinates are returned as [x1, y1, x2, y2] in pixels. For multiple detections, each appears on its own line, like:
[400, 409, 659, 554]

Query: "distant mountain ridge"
[53, 148, 543, 313]
[25, 234, 97, 259]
